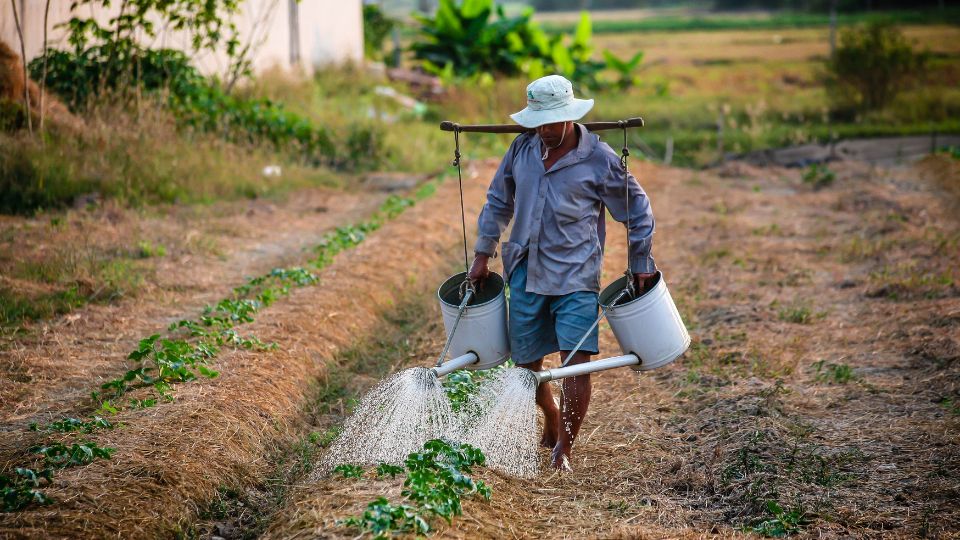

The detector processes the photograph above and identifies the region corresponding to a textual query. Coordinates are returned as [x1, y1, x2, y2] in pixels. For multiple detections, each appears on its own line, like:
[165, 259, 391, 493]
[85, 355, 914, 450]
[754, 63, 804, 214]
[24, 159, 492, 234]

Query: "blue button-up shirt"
[475, 123, 656, 296]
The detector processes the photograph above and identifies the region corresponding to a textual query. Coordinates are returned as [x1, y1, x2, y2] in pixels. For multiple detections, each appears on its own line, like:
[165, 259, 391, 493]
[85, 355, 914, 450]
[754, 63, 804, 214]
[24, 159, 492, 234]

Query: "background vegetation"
[1, 0, 958, 331]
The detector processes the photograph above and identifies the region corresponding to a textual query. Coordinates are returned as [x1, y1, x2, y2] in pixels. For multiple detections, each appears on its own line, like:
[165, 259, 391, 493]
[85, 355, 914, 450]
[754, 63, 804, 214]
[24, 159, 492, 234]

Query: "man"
[468, 74, 657, 472]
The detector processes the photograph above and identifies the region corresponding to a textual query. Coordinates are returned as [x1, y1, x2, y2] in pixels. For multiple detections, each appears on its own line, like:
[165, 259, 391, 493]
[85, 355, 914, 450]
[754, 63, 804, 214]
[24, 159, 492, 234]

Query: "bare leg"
[517, 358, 560, 448]
[552, 351, 592, 470]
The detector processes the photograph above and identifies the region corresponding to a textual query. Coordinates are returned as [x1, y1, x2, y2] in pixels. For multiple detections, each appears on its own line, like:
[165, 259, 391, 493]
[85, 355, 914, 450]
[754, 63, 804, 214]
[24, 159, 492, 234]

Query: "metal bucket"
[437, 272, 510, 370]
[598, 272, 689, 371]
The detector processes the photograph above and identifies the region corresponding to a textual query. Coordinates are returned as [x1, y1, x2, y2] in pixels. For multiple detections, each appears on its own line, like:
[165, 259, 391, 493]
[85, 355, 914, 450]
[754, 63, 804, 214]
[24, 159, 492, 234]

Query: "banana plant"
[602, 50, 645, 89]
[412, 0, 605, 88]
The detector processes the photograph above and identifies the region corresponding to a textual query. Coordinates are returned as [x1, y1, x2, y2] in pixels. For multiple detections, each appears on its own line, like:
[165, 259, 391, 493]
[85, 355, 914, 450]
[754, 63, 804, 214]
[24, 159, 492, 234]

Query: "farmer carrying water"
[468, 75, 656, 472]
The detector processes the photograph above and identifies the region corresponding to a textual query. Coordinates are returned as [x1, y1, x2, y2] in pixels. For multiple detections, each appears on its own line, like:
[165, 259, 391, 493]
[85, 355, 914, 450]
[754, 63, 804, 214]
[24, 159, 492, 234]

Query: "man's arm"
[469, 139, 519, 283]
[599, 155, 656, 291]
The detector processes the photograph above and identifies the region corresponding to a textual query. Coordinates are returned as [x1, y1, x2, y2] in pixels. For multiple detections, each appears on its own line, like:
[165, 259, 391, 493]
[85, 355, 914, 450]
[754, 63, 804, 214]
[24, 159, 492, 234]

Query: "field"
[2, 11, 960, 540]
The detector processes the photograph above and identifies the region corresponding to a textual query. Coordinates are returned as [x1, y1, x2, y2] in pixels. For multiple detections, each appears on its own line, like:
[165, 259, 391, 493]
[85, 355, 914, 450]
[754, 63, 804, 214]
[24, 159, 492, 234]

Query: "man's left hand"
[633, 272, 657, 294]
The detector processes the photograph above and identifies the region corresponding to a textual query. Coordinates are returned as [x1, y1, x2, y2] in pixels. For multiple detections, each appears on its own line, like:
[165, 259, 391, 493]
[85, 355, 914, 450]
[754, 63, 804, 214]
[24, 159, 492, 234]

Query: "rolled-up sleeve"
[599, 154, 656, 273]
[474, 137, 519, 256]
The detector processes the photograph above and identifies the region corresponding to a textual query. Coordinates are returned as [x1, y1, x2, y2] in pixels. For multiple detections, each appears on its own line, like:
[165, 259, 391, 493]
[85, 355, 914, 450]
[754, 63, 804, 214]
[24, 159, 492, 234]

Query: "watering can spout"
[431, 352, 479, 378]
[533, 354, 640, 384]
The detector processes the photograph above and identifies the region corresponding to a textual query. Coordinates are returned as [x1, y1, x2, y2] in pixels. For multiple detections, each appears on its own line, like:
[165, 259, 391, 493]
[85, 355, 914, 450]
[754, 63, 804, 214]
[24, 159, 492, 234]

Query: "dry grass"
[595, 25, 960, 65]
[2, 149, 958, 538]
[0, 165, 487, 537]
[0, 186, 385, 420]
[917, 153, 960, 215]
[262, 159, 959, 539]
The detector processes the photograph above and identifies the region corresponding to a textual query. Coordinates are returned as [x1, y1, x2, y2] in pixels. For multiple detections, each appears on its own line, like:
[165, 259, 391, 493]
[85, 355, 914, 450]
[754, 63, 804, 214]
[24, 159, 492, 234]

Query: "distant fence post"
[716, 108, 725, 163]
[664, 136, 673, 165]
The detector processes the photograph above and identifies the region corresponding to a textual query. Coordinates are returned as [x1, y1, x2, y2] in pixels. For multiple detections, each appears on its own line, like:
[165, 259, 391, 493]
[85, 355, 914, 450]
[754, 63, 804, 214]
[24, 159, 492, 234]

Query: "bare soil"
[0, 166, 484, 538]
[2, 156, 958, 538]
[265, 159, 960, 539]
[0, 187, 387, 421]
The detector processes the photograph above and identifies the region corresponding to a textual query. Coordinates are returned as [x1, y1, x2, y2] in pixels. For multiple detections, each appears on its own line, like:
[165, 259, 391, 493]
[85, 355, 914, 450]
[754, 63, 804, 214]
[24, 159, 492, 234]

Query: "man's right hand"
[468, 253, 491, 288]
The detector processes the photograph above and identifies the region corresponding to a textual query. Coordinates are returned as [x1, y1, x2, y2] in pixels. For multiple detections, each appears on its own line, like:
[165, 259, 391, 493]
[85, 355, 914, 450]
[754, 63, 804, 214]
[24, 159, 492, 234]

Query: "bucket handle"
[435, 281, 475, 367]
[559, 287, 631, 368]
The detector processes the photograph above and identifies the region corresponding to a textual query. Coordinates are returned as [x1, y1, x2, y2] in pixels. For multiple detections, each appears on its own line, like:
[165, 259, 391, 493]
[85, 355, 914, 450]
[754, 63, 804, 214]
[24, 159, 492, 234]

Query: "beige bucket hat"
[510, 74, 594, 129]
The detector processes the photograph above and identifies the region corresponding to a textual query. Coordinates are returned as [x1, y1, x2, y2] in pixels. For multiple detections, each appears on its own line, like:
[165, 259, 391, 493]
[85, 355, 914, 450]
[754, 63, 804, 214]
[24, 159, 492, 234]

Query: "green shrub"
[412, 0, 604, 87]
[0, 142, 91, 213]
[363, 5, 396, 62]
[826, 21, 928, 112]
[30, 47, 381, 171]
[801, 163, 835, 189]
[0, 99, 28, 132]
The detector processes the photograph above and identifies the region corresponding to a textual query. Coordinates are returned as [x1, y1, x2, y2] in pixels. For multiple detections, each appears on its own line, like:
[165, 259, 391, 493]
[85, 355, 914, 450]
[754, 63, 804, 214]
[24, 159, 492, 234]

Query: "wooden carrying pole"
[440, 117, 644, 134]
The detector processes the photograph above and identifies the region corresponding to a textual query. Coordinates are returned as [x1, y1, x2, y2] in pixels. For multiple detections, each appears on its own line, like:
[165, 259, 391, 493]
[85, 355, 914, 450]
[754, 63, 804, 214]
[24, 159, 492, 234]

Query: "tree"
[53, 0, 245, 104]
[8, 0, 31, 133]
[826, 21, 928, 112]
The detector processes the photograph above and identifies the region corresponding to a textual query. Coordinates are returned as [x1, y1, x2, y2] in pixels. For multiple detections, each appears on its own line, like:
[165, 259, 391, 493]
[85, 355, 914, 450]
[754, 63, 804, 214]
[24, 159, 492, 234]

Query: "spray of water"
[318, 367, 459, 474]
[464, 368, 541, 478]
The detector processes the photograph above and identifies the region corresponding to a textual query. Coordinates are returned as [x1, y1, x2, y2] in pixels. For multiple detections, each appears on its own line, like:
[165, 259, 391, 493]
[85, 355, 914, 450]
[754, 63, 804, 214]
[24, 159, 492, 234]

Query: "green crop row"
[2, 184, 439, 512]
[339, 439, 491, 537]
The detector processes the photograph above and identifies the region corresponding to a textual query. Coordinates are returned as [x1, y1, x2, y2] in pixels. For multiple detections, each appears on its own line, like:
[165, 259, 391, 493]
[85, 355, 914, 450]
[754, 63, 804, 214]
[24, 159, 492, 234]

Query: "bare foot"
[550, 445, 573, 472]
[540, 430, 558, 449]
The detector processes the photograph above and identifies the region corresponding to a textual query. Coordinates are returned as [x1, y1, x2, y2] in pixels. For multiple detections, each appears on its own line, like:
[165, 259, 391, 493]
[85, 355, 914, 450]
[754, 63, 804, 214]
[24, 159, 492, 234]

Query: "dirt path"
[264, 159, 960, 538]
[738, 135, 960, 168]
[0, 187, 388, 424]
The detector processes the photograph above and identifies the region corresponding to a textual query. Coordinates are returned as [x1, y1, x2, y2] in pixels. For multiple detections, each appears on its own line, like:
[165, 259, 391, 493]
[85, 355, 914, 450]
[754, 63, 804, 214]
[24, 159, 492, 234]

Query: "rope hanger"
[441, 119, 644, 368]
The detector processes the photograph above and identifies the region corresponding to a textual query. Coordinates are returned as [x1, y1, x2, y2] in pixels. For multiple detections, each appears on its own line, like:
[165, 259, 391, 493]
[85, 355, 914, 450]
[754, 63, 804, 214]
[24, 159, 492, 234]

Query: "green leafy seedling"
[751, 500, 806, 537]
[334, 464, 364, 479]
[801, 163, 835, 189]
[32, 416, 113, 433]
[1, 468, 54, 512]
[376, 463, 404, 479]
[33, 441, 115, 468]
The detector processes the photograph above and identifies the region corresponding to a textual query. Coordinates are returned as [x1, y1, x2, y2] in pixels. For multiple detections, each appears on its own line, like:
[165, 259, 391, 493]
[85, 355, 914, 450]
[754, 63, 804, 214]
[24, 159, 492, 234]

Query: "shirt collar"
[532, 123, 596, 170]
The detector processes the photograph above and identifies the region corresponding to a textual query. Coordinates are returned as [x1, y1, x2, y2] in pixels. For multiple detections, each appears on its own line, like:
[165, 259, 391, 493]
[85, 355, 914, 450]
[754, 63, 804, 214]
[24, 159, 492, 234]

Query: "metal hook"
[452, 128, 462, 167]
[458, 277, 475, 302]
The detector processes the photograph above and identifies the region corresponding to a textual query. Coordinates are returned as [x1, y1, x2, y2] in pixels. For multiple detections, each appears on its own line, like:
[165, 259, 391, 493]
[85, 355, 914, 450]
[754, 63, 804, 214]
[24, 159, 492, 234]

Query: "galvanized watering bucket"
[598, 272, 690, 371]
[437, 272, 510, 370]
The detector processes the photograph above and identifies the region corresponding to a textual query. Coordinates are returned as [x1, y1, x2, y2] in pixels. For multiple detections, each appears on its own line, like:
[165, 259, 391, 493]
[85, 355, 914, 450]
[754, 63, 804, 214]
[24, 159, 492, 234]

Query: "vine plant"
[4, 185, 437, 512]
[340, 439, 492, 538]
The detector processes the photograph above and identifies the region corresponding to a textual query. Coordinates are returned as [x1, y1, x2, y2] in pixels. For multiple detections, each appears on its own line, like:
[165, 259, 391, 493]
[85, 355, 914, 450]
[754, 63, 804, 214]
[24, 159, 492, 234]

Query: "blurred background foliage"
[1, 0, 957, 215]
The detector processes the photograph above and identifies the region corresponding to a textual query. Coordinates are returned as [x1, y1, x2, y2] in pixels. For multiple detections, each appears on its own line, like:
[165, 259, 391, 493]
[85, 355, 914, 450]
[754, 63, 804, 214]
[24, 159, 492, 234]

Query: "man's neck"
[542, 123, 579, 164]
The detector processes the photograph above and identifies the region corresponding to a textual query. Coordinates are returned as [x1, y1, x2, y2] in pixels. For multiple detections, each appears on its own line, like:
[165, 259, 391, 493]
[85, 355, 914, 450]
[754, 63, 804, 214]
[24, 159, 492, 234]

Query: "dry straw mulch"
[264, 160, 959, 539]
[0, 187, 383, 419]
[0, 165, 488, 538]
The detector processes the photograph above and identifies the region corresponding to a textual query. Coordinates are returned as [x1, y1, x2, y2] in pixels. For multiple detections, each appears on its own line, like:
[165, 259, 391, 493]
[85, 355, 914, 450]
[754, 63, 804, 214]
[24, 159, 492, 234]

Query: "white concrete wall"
[1, 0, 363, 75]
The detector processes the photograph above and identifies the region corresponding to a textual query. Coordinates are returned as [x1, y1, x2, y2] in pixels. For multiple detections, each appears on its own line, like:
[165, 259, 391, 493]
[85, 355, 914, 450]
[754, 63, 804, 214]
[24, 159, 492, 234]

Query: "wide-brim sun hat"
[510, 74, 594, 129]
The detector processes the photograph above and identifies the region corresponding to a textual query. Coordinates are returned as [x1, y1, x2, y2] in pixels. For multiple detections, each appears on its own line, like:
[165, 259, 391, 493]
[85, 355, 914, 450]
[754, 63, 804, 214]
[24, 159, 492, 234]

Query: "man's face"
[536, 121, 568, 147]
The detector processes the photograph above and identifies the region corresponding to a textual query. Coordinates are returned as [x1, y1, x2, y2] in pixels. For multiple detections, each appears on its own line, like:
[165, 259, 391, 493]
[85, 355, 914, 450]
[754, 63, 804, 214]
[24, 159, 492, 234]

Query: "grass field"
[538, 7, 960, 33]
[4, 18, 958, 331]
[2, 7, 960, 538]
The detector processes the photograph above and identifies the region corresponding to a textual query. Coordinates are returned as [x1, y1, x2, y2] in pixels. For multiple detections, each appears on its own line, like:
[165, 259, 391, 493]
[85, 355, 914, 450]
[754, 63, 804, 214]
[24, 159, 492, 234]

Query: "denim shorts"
[508, 259, 600, 365]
